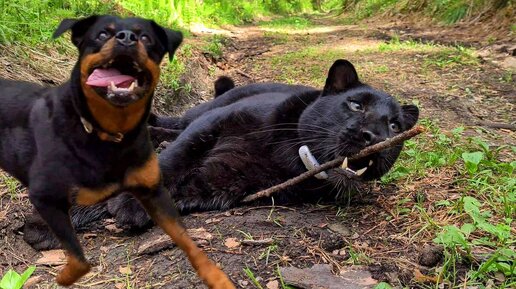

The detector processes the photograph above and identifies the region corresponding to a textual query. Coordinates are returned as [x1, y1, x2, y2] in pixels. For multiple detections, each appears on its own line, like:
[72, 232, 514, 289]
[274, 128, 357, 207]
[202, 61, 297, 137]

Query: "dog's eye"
[390, 122, 401, 133]
[140, 34, 151, 43]
[348, 101, 364, 112]
[97, 31, 110, 41]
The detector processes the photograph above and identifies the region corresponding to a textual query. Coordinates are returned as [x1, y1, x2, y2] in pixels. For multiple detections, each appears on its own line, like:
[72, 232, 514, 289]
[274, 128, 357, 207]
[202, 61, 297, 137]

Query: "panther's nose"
[362, 130, 379, 146]
[115, 30, 137, 47]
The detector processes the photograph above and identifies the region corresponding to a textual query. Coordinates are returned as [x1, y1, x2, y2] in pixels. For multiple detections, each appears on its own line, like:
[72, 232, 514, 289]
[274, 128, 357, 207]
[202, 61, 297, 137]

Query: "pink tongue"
[86, 68, 135, 88]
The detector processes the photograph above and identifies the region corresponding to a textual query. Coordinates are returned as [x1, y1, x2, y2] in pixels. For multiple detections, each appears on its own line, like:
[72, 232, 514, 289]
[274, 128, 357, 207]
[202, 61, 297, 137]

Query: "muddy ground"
[0, 15, 514, 289]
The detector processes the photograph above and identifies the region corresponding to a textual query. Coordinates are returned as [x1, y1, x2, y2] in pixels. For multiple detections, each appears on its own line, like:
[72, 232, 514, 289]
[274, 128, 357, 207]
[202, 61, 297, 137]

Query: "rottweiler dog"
[0, 15, 235, 288]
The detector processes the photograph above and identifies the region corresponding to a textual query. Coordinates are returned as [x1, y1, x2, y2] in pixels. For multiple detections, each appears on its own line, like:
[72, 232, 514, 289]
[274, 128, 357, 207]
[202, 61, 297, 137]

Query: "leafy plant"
[0, 266, 36, 289]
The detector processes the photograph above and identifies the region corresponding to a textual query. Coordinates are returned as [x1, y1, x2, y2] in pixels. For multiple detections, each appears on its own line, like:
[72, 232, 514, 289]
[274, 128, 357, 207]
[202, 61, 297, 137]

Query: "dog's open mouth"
[85, 56, 151, 107]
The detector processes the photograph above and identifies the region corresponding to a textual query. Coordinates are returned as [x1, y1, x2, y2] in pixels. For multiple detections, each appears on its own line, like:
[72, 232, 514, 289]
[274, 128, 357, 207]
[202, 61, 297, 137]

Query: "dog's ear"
[401, 104, 419, 130]
[322, 59, 361, 96]
[151, 21, 183, 61]
[53, 16, 99, 47]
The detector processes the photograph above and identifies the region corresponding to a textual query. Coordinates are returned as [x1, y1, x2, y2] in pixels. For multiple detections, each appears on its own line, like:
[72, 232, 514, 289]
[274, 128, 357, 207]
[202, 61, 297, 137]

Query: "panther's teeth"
[341, 157, 348, 169]
[110, 81, 117, 91]
[128, 82, 135, 91]
[355, 167, 367, 176]
[369, 160, 374, 166]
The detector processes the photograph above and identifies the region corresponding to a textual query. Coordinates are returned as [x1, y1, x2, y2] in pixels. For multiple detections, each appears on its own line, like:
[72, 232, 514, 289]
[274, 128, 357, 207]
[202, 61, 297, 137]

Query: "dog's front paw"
[107, 193, 152, 229]
[23, 212, 61, 250]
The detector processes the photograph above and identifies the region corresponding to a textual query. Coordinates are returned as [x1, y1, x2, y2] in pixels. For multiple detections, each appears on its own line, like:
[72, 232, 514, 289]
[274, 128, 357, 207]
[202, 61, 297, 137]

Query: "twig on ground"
[240, 238, 275, 246]
[242, 125, 425, 203]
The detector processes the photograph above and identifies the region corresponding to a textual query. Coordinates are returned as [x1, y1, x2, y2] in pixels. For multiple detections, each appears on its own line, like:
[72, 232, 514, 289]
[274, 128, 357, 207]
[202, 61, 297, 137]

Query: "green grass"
[380, 119, 515, 288]
[339, 0, 511, 24]
[0, 0, 116, 45]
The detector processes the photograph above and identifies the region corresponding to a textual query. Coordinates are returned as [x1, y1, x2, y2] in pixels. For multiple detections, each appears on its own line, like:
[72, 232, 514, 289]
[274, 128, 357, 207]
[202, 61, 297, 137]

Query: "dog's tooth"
[110, 81, 117, 91]
[341, 157, 348, 169]
[355, 167, 367, 176]
[369, 160, 373, 166]
[135, 80, 139, 87]
[128, 82, 135, 92]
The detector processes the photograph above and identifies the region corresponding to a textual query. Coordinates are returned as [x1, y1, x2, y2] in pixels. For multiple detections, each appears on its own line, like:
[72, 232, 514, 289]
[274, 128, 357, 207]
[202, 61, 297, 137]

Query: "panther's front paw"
[107, 193, 152, 229]
[23, 213, 61, 250]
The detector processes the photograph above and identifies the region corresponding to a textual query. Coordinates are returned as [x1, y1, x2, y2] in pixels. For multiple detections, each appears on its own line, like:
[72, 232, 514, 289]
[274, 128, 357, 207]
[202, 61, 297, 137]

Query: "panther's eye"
[349, 101, 364, 112]
[140, 34, 151, 43]
[97, 31, 110, 41]
[390, 122, 401, 133]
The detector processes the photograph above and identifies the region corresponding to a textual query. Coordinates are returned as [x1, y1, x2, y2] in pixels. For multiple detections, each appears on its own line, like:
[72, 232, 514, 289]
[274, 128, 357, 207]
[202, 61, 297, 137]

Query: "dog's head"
[54, 15, 182, 107]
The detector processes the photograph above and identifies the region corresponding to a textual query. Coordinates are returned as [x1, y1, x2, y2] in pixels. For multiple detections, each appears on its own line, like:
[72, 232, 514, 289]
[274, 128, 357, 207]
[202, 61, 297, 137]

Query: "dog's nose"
[115, 30, 137, 47]
[362, 130, 379, 146]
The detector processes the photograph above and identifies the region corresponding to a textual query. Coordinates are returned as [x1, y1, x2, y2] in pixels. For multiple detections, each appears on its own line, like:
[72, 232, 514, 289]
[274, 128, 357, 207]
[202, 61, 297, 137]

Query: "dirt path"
[0, 16, 514, 289]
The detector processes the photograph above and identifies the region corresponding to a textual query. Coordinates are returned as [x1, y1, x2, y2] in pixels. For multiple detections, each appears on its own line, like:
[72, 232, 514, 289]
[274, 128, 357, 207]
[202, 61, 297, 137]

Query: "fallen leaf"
[115, 283, 125, 289]
[105, 224, 123, 233]
[0, 210, 6, 221]
[25, 276, 43, 288]
[266, 280, 279, 289]
[36, 250, 66, 265]
[119, 265, 132, 275]
[206, 218, 222, 224]
[224, 237, 241, 249]
[83, 233, 97, 239]
[188, 227, 213, 241]
[414, 269, 440, 283]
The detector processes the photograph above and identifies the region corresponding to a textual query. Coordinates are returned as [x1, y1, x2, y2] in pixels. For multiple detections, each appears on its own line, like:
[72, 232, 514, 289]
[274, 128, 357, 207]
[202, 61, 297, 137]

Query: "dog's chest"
[74, 153, 160, 206]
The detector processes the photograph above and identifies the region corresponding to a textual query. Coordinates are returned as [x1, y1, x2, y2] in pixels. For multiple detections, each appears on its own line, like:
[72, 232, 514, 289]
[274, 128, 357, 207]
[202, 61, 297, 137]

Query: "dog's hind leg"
[133, 185, 236, 289]
[29, 191, 91, 286]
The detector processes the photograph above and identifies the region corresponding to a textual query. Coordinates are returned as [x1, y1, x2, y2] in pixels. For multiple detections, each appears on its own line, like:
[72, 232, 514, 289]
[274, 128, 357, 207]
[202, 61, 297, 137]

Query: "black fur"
[32, 59, 419, 240]
[1, 15, 185, 278]
[214, 76, 235, 97]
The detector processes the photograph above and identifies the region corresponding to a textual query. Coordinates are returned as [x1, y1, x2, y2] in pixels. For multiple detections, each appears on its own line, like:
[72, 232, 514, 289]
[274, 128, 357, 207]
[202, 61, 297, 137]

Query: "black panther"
[23, 59, 419, 252]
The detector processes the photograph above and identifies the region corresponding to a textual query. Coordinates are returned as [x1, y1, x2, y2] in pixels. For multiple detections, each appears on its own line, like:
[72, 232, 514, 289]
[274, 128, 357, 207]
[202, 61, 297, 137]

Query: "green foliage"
[0, 0, 116, 44]
[341, 0, 510, 24]
[202, 34, 226, 60]
[383, 119, 514, 287]
[374, 283, 393, 289]
[0, 266, 36, 289]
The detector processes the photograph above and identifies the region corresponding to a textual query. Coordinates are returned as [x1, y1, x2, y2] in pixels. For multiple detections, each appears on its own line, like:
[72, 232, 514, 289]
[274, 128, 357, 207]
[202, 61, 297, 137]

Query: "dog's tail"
[214, 76, 235, 98]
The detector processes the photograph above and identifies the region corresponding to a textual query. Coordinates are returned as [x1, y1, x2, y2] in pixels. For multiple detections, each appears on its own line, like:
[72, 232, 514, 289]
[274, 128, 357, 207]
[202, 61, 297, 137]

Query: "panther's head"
[298, 59, 419, 183]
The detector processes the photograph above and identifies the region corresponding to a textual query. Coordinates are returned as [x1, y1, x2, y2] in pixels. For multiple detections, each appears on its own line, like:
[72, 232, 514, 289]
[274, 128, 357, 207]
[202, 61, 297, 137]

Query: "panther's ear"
[151, 21, 183, 61]
[322, 59, 360, 96]
[53, 16, 99, 47]
[401, 104, 419, 129]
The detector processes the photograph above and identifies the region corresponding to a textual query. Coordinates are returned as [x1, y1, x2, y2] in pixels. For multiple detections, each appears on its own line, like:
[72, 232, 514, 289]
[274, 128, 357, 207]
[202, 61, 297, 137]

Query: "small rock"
[418, 244, 443, 267]
[119, 265, 132, 275]
[328, 223, 351, 236]
[238, 280, 249, 287]
[266, 280, 279, 289]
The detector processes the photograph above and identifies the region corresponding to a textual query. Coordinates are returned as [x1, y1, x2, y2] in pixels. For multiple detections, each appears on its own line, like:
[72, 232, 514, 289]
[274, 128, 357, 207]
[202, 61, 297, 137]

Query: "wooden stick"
[242, 125, 425, 203]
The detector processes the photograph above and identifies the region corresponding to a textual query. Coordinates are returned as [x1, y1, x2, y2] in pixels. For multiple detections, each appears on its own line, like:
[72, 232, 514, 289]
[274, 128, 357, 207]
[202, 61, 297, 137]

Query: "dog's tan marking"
[79, 39, 160, 135]
[55, 255, 91, 286]
[76, 184, 120, 206]
[153, 214, 236, 289]
[124, 153, 160, 189]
